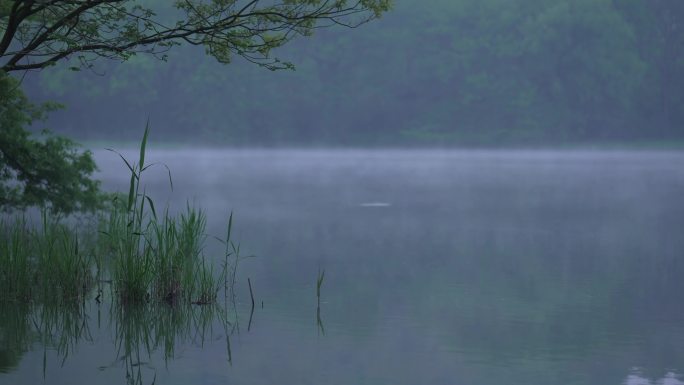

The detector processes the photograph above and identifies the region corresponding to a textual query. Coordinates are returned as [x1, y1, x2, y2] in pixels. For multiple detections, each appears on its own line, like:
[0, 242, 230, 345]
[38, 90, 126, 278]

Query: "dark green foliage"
[0, 72, 103, 213]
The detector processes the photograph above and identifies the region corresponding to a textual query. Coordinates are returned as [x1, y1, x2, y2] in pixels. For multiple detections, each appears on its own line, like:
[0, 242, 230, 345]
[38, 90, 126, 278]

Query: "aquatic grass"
[0, 216, 34, 301]
[148, 205, 206, 304]
[220, 212, 234, 292]
[112, 202, 215, 304]
[106, 123, 168, 304]
[193, 258, 220, 305]
[97, 194, 130, 256]
[149, 210, 185, 303]
[113, 244, 154, 304]
[105, 124, 155, 304]
[107, 190, 153, 304]
[105, 124, 228, 306]
[35, 211, 93, 301]
[178, 202, 206, 261]
[1, 123, 237, 309]
[0, 211, 94, 302]
[218, 212, 254, 300]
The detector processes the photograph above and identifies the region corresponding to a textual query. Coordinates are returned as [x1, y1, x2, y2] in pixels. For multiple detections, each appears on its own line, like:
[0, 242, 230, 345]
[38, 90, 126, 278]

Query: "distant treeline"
[23, 0, 684, 146]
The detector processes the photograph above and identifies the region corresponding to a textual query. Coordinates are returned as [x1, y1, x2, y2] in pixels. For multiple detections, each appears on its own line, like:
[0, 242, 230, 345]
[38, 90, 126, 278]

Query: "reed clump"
[0, 212, 94, 302]
[1, 124, 234, 307]
[99, 124, 226, 305]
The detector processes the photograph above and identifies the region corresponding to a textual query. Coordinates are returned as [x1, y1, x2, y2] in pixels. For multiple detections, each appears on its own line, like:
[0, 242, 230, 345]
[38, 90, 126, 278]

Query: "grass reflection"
[0, 292, 246, 385]
[0, 302, 32, 374]
[316, 269, 325, 336]
[36, 300, 92, 371]
[112, 300, 240, 385]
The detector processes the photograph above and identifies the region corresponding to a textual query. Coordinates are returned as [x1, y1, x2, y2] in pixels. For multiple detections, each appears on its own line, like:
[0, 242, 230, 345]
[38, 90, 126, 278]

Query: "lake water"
[2, 149, 684, 385]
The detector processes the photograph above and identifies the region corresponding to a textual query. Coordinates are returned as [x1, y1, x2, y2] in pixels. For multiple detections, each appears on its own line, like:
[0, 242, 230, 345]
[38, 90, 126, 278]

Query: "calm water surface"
[3, 149, 684, 385]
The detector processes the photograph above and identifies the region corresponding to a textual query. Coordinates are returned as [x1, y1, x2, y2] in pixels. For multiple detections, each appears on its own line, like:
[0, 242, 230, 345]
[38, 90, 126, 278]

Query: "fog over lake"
[3, 1, 684, 384]
[4, 149, 682, 385]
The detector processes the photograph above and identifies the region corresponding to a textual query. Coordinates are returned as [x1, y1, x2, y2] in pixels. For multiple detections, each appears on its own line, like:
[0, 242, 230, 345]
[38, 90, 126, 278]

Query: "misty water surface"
[2, 149, 684, 385]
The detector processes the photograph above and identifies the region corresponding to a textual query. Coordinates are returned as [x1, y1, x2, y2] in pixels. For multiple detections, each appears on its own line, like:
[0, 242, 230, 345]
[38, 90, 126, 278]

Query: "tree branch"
[0, 0, 390, 73]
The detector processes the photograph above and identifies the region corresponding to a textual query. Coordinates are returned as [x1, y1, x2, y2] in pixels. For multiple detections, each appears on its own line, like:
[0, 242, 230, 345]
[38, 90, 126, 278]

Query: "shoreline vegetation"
[75, 138, 684, 151]
[0, 126, 242, 307]
[0, 126, 250, 383]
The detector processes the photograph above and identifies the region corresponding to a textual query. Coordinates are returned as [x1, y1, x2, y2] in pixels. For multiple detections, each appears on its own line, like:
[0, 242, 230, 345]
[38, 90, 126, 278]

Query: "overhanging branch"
[0, 0, 391, 73]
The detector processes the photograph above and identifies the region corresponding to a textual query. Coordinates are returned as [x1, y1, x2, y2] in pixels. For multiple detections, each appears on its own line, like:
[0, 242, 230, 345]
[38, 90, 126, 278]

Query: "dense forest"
[22, 0, 684, 146]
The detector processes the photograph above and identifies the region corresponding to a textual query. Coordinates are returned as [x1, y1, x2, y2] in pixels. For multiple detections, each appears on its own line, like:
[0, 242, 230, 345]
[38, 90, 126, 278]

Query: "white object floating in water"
[359, 202, 391, 207]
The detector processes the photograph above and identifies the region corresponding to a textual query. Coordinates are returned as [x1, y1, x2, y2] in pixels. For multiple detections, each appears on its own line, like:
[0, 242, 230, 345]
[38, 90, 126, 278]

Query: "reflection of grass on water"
[0, 300, 92, 377]
[0, 302, 31, 374]
[113, 302, 227, 385]
[0, 297, 239, 385]
[316, 269, 325, 335]
[114, 302, 222, 361]
[118, 299, 244, 385]
[36, 300, 92, 367]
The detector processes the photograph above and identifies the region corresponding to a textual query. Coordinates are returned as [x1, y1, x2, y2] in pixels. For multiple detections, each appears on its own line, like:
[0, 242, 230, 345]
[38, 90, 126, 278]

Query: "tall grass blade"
[164, 164, 173, 192]
[227, 212, 233, 243]
[145, 195, 157, 220]
[139, 120, 150, 171]
[127, 172, 136, 212]
[106, 149, 135, 175]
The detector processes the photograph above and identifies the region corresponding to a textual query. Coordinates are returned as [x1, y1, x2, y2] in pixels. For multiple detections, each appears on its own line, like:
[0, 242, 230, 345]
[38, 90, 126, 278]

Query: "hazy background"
[20, 0, 684, 147]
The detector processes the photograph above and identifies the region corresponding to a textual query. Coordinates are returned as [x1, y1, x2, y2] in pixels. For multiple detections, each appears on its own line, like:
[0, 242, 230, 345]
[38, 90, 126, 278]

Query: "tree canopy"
[0, 72, 101, 213]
